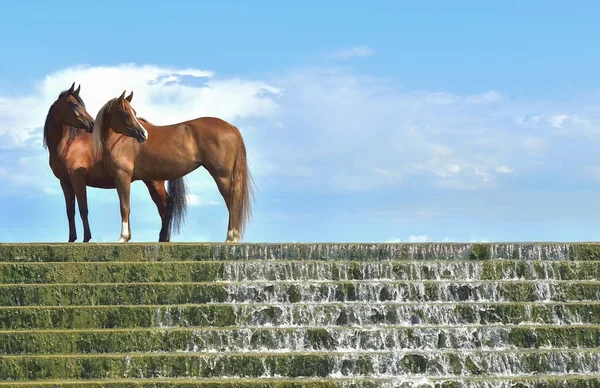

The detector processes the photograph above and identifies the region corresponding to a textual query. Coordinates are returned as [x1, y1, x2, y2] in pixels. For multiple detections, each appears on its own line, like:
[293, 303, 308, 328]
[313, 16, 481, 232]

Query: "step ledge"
[0, 300, 598, 310]
[1, 323, 599, 334]
[2, 279, 600, 287]
[1, 374, 600, 385]
[2, 348, 600, 359]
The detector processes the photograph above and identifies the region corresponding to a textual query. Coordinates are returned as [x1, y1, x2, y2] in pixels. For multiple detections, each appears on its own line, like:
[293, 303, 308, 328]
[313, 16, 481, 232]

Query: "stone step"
[0, 281, 598, 306]
[0, 302, 597, 330]
[1, 260, 599, 283]
[1, 349, 600, 380]
[1, 242, 599, 263]
[1, 325, 598, 354]
[1, 376, 600, 388]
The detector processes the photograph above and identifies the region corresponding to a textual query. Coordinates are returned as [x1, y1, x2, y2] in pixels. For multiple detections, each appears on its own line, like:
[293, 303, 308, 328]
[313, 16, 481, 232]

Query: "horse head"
[53, 82, 95, 133]
[102, 90, 148, 144]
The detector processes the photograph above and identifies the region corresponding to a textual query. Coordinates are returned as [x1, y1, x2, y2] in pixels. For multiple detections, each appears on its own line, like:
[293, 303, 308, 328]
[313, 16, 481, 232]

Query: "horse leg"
[114, 171, 133, 242]
[70, 171, 92, 242]
[59, 179, 77, 242]
[212, 174, 239, 243]
[144, 180, 169, 242]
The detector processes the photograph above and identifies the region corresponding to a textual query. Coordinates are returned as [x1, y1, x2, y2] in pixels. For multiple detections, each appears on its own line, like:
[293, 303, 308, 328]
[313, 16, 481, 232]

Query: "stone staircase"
[0, 242, 599, 387]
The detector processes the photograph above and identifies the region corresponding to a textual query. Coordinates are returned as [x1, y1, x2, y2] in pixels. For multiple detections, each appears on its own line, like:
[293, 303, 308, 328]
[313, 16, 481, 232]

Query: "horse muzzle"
[84, 120, 95, 133]
[134, 130, 148, 143]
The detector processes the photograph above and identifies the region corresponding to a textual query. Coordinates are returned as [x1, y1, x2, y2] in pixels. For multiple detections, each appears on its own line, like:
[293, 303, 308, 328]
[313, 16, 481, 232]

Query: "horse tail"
[166, 177, 188, 238]
[230, 125, 255, 240]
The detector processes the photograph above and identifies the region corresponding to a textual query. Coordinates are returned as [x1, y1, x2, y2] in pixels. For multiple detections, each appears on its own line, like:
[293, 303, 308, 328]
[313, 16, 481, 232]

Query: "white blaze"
[133, 115, 148, 139]
[118, 221, 130, 242]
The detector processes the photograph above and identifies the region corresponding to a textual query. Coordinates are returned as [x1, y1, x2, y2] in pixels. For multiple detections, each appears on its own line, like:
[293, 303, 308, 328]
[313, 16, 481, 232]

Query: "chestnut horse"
[92, 90, 254, 243]
[44, 83, 187, 242]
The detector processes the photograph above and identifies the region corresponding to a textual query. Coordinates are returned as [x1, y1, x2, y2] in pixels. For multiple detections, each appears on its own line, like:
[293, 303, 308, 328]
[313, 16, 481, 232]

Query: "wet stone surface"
[0, 243, 599, 386]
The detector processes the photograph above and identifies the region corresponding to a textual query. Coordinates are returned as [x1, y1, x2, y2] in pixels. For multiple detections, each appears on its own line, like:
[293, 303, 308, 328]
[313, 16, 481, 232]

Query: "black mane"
[43, 89, 85, 149]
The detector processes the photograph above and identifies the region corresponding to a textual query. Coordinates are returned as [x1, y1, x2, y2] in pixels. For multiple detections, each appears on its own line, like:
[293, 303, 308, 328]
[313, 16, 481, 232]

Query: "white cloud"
[5, 62, 600, 210]
[549, 114, 569, 129]
[0, 63, 283, 148]
[330, 45, 374, 60]
[408, 234, 431, 242]
[256, 67, 600, 193]
[0, 63, 284, 203]
[257, 68, 536, 192]
[386, 235, 489, 243]
[496, 165, 514, 174]
[6, 62, 600, 244]
[186, 194, 220, 207]
[386, 235, 430, 243]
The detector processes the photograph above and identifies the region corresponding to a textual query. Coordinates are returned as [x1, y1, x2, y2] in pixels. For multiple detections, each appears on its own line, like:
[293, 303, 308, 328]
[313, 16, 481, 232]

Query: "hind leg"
[144, 180, 170, 242]
[59, 179, 77, 242]
[213, 174, 240, 243]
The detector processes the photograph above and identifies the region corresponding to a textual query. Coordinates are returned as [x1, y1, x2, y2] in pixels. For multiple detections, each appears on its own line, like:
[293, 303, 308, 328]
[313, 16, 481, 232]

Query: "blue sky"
[1, 1, 600, 243]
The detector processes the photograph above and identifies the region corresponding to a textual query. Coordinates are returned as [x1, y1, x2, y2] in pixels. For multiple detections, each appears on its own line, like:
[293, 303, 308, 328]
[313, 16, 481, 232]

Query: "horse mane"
[43, 89, 84, 149]
[92, 98, 116, 156]
[42, 105, 54, 150]
[138, 117, 153, 125]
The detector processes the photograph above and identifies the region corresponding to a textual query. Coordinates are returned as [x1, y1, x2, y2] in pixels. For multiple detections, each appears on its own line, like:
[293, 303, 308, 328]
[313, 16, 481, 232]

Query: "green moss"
[0, 262, 229, 284]
[306, 329, 335, 350]
[573, 244, 600, 261]
[0, 377, 598, 388]
[2, 242, 599, 263]
[446, 353, 463, 375]
[0, 283, 233, 306]
[348, 262, 363, 280]
[0, 305, 242, 330]
[508, 327, 600, 348]
[2, 242, 600, 386]
[287, 285, 301, 303]
[0, 244, 261, 263]
[0, 302, 587, 330]
[469, 244, 491, 260]
[400, 354, 427, 374]
[0, 280, 568, 307]
[464, 356, 482, 375]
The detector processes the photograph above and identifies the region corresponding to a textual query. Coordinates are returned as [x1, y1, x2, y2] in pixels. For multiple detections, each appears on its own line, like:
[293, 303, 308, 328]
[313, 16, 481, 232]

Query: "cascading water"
[0, 242, 598, 387]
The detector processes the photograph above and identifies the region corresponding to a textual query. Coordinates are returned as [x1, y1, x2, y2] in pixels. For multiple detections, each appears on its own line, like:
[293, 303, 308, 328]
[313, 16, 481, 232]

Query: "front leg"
[59, 179, 77, 242]
[70, 170, 92, 242]
[114, 171, 133, 243]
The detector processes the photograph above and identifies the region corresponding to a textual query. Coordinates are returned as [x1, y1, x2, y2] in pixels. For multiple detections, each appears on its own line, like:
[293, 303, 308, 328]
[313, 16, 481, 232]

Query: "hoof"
[226, 229, 241, 243]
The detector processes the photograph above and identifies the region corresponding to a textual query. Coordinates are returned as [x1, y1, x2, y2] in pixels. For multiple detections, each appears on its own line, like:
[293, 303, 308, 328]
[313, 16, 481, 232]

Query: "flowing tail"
[165, 177, 188, 239]
[230, 125, 255, 240]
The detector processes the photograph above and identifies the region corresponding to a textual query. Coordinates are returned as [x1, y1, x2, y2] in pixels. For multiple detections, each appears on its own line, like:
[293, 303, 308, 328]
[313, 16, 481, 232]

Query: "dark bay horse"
[44, 83, 187, 242]
[92, 90, 254, 243]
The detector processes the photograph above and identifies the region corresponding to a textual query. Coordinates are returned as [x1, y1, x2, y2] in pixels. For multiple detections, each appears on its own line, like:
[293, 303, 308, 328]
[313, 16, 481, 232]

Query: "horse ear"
[68, 82, 75, 93]
[74, 84, 81, 95]
[119, 90, 127, 100]
[125, 91, 133, 103]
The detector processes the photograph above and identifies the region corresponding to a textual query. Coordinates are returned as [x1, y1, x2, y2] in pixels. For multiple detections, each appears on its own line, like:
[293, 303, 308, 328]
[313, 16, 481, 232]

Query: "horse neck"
[45, 107, 78, 153]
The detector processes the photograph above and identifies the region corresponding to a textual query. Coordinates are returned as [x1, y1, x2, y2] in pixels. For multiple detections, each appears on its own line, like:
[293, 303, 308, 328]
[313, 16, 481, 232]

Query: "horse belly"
[133, 147, 200, 181]
[86, 163, 117, 189]
[135, 161, 200, 181]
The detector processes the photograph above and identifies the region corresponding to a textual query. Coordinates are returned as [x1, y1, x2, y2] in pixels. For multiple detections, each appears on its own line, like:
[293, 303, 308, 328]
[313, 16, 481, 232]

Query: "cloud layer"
[2, 62, 600, 242]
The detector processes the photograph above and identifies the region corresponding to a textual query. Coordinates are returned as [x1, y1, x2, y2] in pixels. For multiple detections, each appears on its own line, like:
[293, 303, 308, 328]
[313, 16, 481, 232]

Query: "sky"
[1, 1, 600, 243]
